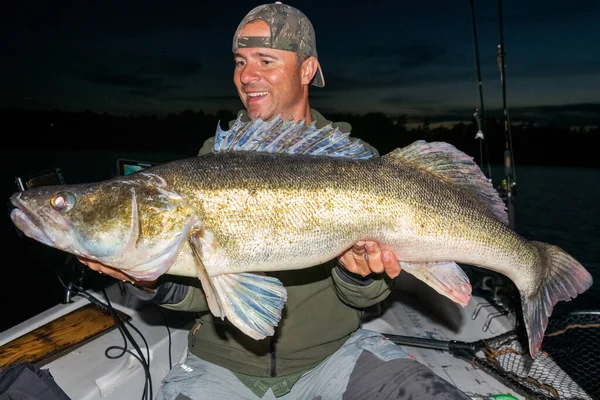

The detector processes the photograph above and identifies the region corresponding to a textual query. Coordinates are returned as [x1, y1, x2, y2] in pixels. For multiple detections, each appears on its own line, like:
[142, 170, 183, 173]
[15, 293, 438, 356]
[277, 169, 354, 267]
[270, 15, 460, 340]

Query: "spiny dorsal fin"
[384, 140, 509, 225]
[213, 115, 377, 159]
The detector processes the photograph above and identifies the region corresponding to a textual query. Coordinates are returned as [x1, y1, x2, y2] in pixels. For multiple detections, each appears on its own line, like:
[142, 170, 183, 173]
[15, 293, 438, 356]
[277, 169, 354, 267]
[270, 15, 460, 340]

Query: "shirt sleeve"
[330, 262, 395, 308]
[127, 278, 210, 312]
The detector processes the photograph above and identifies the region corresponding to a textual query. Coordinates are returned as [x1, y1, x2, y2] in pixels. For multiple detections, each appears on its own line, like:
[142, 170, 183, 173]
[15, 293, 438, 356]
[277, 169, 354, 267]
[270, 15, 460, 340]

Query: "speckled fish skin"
[9, 117, 593, 356]
[161, 151, 523, 279]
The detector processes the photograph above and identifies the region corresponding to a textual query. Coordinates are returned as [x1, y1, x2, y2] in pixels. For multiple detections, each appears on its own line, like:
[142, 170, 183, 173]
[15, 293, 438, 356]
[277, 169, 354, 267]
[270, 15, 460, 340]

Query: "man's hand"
[339, 241, 401, 279]
[77, 257, 159, 290]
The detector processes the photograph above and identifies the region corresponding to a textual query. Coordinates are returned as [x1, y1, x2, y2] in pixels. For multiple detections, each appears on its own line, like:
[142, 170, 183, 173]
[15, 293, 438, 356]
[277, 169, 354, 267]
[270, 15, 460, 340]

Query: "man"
[82, 3, 469, 399]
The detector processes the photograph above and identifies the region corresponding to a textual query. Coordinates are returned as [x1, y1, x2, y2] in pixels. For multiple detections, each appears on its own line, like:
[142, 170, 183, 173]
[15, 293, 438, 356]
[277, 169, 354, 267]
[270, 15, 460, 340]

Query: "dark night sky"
[1, 0, 599, 125]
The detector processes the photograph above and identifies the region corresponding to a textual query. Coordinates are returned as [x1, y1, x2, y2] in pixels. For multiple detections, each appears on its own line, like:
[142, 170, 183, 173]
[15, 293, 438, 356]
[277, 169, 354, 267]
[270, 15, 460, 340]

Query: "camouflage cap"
[232, 2, 325, 87]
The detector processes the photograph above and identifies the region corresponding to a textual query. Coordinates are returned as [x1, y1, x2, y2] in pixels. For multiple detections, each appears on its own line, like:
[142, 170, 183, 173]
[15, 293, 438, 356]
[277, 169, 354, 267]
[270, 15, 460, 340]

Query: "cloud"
[127, 91, 242, 105]
[423, 103, 600, 125]
[67, 52, 203, 95]
[136, 91, 330, 105]
[135, 58, 204, 77]
[473, 0, 600, 26]
[397, 109, 475, 123]
[308, 93, 333, 100]
[381, 95, 442, 107]
[506, 103, 600, 124]
[514, 60, 600, 79]
[81, 72, 174, 92]
[166, 94, 240, 102]
[355, 44, 441, 65]
[352, 43, 467, 69]
[75, 55, 204, 96]
[320, 68, 474, 92]
[507, 0, 600, 21]
[317, 43, 473, 92]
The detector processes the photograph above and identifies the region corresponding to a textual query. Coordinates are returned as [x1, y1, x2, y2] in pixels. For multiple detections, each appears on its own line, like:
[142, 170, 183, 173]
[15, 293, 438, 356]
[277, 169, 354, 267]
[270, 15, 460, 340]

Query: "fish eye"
[50, 192, 75, 212]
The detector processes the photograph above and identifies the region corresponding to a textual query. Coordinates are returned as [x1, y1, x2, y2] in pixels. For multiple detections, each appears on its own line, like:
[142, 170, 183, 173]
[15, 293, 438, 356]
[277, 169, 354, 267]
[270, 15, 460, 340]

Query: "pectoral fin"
[189, 230, 223, 318]
[399, 261, 472, 306]
[189, 229, 287, 340]
[210, 272, 287, 340]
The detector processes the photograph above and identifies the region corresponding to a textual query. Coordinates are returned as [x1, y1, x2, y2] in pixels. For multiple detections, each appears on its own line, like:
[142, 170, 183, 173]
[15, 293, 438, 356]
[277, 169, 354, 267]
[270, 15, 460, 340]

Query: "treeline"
[3, 108, 599, 168]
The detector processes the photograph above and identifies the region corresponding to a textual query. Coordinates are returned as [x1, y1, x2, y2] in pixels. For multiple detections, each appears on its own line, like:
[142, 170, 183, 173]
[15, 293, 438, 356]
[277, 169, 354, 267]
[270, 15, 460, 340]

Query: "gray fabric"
[156, 329, 466, 399]
[0, 363, 72, 400]
[344, 351, 471, 400]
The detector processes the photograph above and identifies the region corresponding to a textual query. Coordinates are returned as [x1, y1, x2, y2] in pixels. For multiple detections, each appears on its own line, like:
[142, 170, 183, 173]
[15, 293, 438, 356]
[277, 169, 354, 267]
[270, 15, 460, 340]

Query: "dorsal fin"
[213, 115, 377, 159]
[384, 140, 509, 225]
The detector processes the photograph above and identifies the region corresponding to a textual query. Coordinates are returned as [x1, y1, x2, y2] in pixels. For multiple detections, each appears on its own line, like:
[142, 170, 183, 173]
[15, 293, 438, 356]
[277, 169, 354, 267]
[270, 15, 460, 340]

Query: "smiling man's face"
[233, 19, 314, 122]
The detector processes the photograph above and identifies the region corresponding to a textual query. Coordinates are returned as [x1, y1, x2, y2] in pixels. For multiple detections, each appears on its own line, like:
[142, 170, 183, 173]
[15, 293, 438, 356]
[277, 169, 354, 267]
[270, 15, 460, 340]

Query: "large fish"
[9, 117, 592, 357]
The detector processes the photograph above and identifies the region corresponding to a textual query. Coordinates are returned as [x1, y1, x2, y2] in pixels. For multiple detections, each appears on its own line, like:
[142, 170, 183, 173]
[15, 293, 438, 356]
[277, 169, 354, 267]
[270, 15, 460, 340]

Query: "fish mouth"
[10, 192, 68, 249]
[10, 207, 56, 247]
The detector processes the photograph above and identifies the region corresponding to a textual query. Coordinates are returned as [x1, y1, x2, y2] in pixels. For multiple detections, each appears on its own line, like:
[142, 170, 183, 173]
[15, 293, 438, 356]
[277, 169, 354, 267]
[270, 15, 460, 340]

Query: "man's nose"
[240, 63, 260, 84]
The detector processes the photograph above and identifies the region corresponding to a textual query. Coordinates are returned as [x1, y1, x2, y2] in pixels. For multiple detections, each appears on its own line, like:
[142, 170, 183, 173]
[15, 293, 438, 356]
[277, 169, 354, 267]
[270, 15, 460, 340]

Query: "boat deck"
[363, 273, 522, 399]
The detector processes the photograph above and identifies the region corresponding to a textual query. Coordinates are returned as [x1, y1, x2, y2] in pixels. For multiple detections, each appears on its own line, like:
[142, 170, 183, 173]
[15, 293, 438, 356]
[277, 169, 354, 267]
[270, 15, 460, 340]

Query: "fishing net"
[381, 268, 599, 400]
[464, 311, 600, 400]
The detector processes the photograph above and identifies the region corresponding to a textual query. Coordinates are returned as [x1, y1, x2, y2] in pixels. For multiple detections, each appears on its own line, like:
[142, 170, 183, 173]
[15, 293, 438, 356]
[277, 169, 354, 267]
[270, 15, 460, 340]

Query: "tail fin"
[521, 242, 593, 358]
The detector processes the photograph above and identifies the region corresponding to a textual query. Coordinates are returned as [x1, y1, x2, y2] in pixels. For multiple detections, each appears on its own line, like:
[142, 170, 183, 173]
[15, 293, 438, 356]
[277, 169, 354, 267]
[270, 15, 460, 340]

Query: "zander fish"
[9, 117, 593, 357]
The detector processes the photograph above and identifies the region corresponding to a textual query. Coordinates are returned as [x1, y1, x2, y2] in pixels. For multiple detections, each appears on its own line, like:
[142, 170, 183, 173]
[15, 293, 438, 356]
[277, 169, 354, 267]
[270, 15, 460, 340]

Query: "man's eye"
[235, 60, 245, 68]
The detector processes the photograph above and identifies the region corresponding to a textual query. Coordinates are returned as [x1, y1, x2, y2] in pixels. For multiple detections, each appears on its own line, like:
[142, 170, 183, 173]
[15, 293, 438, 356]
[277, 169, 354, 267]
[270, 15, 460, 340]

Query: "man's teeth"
[248, 92, 268, 97]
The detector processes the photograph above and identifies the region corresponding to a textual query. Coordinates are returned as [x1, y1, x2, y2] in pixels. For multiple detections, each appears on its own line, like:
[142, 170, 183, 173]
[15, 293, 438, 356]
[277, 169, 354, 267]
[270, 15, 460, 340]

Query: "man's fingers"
[339, 245, 369, 277]
[339, 253, 358, 275]
[77, 256, 90, 267]
[365, 242, 384, 274]
[350, 243, 371, 276]
[77, 257, 135, 283]
[339, 242, 400, 279]
[382, 251, 401, 279]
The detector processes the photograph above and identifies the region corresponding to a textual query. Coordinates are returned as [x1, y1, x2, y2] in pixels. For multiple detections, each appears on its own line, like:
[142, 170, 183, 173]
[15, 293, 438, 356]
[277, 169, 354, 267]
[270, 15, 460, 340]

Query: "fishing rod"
[497, 0, 517, 229]
[469, 0, 492, 181]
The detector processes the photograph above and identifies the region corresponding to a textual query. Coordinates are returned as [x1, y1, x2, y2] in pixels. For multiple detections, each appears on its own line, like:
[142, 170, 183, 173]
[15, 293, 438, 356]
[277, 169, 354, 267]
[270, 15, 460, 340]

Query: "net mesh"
[466, 311, 599, 400]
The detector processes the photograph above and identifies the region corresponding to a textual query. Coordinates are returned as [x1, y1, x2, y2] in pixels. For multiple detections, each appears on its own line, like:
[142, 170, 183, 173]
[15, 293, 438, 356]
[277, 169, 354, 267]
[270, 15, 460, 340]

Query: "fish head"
[10, 175, 196, 279]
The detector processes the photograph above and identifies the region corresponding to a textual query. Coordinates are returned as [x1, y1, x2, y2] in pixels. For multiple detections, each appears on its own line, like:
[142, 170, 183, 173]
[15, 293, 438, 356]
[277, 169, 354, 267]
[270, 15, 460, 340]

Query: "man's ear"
[301, 56, 319, 85]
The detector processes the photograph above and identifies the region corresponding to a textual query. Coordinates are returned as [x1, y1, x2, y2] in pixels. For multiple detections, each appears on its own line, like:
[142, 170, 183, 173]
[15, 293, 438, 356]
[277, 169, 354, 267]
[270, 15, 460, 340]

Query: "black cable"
[153, 304, 173, 369]
[124, 319, 151, 370]
[73, 288, 152, 400]
[56, 274, 174, 399]
[70, 288, 152, 399]
[58, 278, 154, 400]
[101, 287, 153, 400]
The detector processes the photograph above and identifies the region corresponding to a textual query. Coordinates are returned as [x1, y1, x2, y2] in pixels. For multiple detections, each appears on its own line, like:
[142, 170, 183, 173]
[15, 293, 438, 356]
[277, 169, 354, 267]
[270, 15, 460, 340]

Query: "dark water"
[1, 151, 598, 332]
[496, 165, 600, 310]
